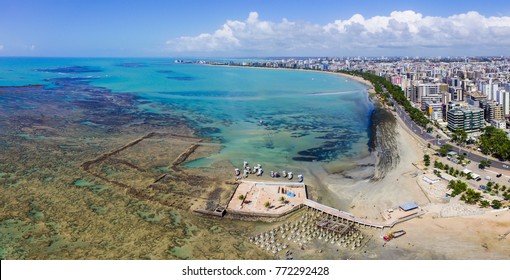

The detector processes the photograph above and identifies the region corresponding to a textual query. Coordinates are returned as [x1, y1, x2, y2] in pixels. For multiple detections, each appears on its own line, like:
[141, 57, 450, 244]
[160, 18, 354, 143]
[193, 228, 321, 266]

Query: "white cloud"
[167, 10, 510, 55]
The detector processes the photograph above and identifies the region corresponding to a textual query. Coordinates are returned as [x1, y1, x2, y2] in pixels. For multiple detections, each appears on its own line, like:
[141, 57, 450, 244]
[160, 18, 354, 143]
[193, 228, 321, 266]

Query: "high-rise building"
[447, 106, 484, 132]
[494, 89, 510, 117]
[483, 101, 504, 122]
[426, 102, 443, 121]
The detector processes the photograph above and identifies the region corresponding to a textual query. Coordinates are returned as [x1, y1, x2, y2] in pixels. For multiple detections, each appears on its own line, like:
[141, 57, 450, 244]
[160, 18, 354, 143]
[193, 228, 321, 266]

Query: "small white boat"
[288, 172, 293, 180]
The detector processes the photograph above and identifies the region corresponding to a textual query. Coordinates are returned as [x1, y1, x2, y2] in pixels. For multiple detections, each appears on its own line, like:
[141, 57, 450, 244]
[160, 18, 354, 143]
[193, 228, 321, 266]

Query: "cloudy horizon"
[1, 1, 509, 57]
[167, 10, 510, 57]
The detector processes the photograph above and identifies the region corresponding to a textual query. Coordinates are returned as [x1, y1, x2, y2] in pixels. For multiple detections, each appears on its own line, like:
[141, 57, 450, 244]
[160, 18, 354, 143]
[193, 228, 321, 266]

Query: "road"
[390, 98, 510, 173]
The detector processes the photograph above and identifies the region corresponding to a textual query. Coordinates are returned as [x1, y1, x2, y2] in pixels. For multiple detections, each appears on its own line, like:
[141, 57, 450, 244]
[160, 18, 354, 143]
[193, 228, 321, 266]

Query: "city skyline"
[0, 0, 509, 57]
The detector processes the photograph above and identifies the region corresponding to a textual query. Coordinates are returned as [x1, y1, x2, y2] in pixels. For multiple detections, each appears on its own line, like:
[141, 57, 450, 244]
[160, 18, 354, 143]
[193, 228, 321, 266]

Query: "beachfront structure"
[399, 202, 419, 212]
[447, 106, 484, 132]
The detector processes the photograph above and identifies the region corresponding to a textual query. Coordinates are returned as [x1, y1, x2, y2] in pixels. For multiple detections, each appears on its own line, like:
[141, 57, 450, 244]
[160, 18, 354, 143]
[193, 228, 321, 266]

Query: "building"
[491, 120, 507, 129]
[421, 94, 442, 110]
[425, 102, 443, 120]
[447, 106, 484, 132]
[494, 89, 510, 116]
[483, 101, 504, 122]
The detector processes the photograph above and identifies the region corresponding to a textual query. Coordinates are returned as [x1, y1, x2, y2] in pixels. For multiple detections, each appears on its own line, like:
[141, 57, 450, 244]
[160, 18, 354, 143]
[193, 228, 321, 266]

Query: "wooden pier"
[303, 199, 423, 229]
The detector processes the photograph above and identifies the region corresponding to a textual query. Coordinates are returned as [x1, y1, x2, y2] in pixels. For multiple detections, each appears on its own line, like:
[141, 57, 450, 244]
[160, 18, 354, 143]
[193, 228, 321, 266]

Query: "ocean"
[0, 57, 373, 172]
[0, 57, 376, 260]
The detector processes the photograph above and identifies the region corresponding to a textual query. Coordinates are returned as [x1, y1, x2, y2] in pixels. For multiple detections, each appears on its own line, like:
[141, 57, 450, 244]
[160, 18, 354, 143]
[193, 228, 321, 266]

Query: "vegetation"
[479, 126, 510, 160]
[451, 128, 467, 145]
[491, 200, 502, 209]
[504, 192, 510, 200]
[448, 180, 468, 197]
[279, 196, 288, 204]
[479, 160, 491, 169]
[238, 194, 245, 200]
[438, 144, 453, 157]
[339, 70, 430, 128]
[460, 189, 482, 204]
[479, 200, 490, 208]
[264, 201, 271, 208]
[423, 154, 430, 166]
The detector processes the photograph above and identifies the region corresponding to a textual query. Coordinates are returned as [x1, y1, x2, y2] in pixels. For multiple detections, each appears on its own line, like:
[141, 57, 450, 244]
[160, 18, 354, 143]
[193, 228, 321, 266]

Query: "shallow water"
[0, 58, 376, 260]
[0, 58, 372, 170]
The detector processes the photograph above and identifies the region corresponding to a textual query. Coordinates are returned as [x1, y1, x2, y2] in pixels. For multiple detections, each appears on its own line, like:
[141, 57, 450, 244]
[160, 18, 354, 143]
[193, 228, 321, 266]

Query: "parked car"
[485, 176, 492, 181]
[496, 174, 502, 178]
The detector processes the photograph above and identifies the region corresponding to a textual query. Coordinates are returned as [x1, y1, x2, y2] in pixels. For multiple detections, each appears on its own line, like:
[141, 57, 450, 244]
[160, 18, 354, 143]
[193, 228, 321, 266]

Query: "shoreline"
[206, 63, 403, 204]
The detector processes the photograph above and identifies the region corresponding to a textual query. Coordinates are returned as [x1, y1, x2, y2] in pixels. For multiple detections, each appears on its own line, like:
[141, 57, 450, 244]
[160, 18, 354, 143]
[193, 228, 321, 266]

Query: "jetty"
[223, 180, 423, 228]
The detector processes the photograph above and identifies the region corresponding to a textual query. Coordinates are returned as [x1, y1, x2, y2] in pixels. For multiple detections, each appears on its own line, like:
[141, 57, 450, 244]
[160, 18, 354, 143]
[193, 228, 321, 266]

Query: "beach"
[0, 59, 508, 260]
[304, 74, 510, 259]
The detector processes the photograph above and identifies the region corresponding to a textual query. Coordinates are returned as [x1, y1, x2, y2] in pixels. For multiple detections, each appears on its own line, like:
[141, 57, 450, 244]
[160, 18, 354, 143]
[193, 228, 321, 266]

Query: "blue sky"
[1, 0, 509, 57]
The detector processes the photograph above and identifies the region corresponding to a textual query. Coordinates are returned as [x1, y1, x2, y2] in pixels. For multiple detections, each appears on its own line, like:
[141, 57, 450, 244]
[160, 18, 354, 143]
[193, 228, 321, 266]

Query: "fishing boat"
[298, 174, 303, 182]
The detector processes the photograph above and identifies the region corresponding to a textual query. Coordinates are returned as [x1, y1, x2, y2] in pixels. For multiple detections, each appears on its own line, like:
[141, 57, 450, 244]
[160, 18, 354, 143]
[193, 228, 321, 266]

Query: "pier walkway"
[303, 199, 423, 229]
[303, 199, 387, 229]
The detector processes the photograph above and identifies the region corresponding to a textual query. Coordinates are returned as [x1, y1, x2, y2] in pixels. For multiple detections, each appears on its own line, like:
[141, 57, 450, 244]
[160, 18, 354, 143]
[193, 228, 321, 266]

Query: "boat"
[298, 174, 303, 182]
[383, 230, 406, 241]
[288, 172, 293, 180]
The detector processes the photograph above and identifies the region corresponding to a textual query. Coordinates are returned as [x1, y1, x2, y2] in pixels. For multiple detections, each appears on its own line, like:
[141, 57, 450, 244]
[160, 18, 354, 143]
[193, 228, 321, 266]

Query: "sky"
[0, 0, 509, 57]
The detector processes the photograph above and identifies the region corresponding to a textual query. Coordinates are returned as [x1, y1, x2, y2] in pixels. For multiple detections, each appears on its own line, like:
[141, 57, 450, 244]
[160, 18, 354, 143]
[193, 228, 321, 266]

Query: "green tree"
[238, 194, 245, 200]
[491, 200, 502, 209]
[439, 144, 452, 157]
[452, 128, 467, 145]
[479, 160, 492, 169]
[461, 189, 482, 204]
[264, 201, 271, 208]
[479, 200, 490, 208]
[448, 180, 468, 197]
[423, 154, 430, 166]
[479, 126, 510, 160]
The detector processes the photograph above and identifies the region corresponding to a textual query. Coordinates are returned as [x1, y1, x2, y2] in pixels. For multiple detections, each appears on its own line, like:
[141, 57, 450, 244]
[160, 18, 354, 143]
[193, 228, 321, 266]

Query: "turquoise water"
[0, 58, 372, 170]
